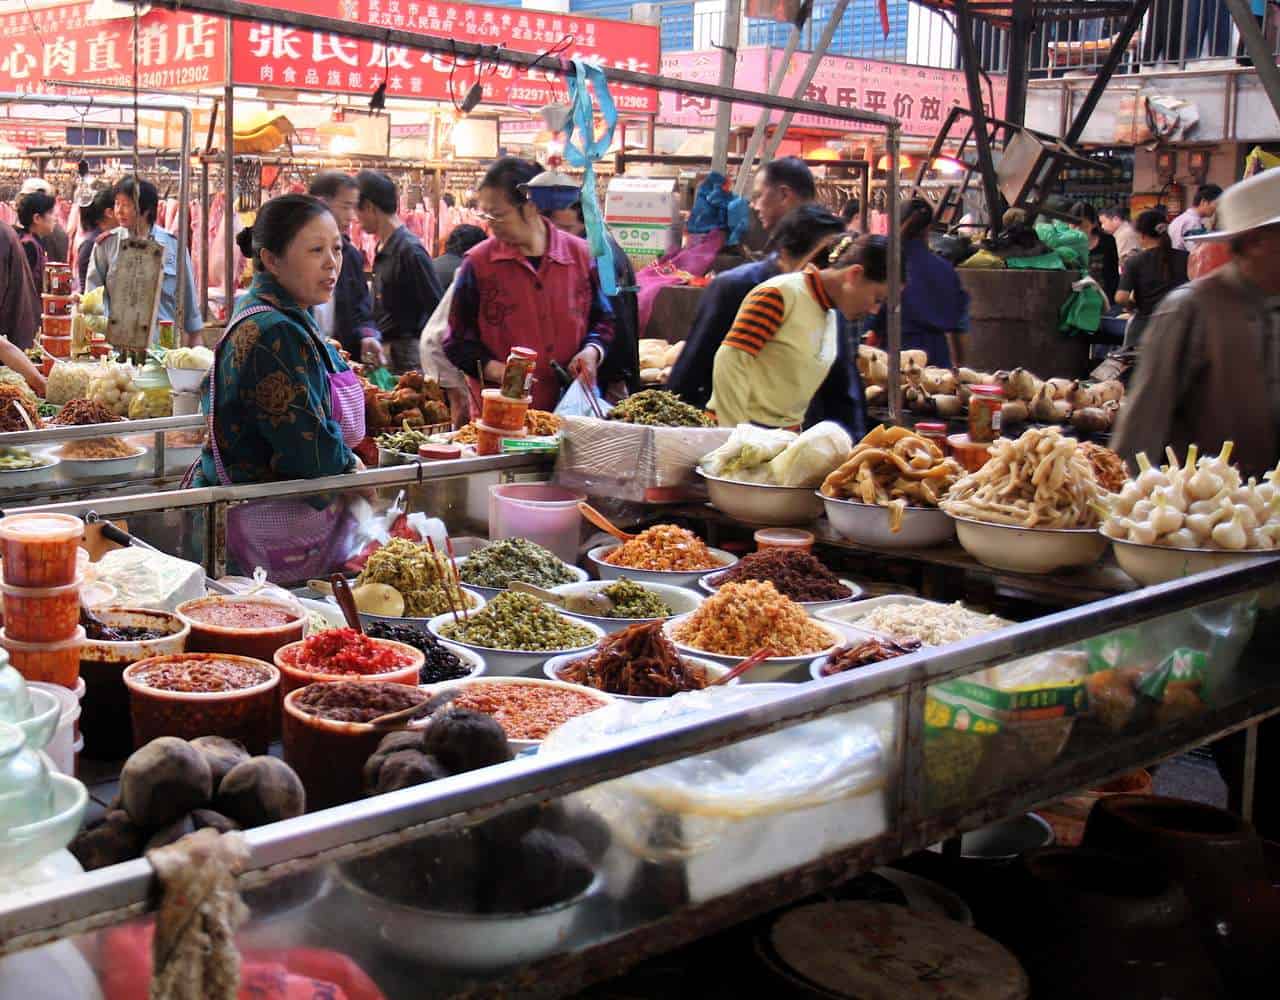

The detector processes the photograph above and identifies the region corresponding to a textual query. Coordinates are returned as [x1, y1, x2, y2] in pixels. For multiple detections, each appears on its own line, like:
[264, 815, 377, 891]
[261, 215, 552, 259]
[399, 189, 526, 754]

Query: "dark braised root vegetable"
[69, 809, 148, 871]
[191, 809, 242, 834]
[487, 829, 593, 912]
[372, 750, 450, 795]
[119, 737, 213, 828]
[542, 803, 612, 862]
[349, 834, 487, 912]
[189, 735, 251, 787]
[215, 757, 306, 828]
[144, 813, 197, 852]
[421, 708, 512, 774]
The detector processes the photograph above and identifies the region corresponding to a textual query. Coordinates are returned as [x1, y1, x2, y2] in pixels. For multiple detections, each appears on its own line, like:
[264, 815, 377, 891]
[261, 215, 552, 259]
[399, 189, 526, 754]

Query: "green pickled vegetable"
[608, 390, 714, 428]
[356, 538, 477, 618]
[439, 592, 595, 651]
[601, 578, 672, 619]
[0, 447, 49, 471]
[460, 538, 576, 589]
[376, 421, 435, 455]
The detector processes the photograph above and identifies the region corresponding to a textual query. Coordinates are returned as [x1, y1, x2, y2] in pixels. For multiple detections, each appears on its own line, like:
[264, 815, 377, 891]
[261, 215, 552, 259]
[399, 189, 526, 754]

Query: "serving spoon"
[510, 580, 614, 617]
[577, 502, 637, 543]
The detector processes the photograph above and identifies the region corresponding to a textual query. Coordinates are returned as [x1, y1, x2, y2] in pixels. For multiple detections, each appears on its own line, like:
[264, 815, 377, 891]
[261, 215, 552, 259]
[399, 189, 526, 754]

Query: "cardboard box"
[605, 177, 679, 265]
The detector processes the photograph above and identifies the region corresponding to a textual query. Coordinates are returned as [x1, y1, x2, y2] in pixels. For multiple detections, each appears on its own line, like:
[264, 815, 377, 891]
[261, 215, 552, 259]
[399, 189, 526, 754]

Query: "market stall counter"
[0, 450, 1274, 998]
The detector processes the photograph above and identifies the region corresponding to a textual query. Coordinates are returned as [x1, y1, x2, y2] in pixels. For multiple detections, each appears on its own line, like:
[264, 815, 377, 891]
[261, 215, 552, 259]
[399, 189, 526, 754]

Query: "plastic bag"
[687, 171, 750, 246]
[1035, 220, 1089, 270]
[91, 547, 205, 612]
[767, 421, 853, 488]
[699, 424, 795, 481]
[1058, 276, 1106, 335]
[554, 378, 614, 419]
[541, 687, 891, 856]
[367, 367, 396, 391]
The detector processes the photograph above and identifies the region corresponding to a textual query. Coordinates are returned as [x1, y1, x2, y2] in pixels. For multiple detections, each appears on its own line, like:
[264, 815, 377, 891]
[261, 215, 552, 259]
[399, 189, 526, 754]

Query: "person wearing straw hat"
[1113, 167, 1280, 481]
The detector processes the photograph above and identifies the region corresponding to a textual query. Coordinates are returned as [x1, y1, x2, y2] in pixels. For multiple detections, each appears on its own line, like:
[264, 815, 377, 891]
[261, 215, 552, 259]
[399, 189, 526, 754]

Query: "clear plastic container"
[489, 482, 587, 565]
[754, 528, 815, 553]
[1, 627, 84, 688]
[40, 334, 71, 358]
[26, 682, 80, 776]
[948, 433, 994, 474]
[0, 576, 82, 642]
[480, 389, 532, 431]
[0, 513, 84, 588]
[41, 295, 73, 317]
[41, 315, 72, 338]
[475, 420, 527, 456]
[0, 720, 53, 826]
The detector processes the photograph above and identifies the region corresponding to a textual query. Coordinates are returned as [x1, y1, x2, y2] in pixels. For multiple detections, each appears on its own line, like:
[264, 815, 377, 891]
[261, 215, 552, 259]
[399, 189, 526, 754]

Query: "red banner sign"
[231, 0, 659, 114]
[662, 47, 1007, 138]
[0, 2, 224, 94]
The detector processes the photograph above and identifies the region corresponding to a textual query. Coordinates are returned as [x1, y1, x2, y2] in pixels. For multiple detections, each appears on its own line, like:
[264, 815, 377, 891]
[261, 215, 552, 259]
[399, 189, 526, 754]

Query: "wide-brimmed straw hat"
[1187, 167, 1280, 243]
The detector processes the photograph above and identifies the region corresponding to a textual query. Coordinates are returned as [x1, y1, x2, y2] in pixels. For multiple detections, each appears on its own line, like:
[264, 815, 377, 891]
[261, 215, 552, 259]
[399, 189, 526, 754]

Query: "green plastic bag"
[1035, 220, 1089, 272]
[368, 367, 396, 390]
[1005, 251, 1066, 271]
[1059, 281, 1104, 335]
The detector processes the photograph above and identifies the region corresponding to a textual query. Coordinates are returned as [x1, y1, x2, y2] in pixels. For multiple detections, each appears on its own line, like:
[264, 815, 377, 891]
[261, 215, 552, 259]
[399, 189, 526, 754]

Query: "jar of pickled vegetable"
[128, 362, 173, 420]
[501, 348, 537, 399]
[967, 385, 1004, 444]
[915, 421, 950, 454]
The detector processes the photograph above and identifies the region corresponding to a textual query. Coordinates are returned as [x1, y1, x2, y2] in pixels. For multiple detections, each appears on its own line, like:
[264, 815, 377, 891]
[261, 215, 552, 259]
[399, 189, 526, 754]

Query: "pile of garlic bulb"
[1101, 442, 1280, 550]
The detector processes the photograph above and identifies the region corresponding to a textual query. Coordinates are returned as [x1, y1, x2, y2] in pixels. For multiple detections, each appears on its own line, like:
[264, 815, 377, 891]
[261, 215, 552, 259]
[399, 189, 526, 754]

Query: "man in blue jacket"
[310, 171, 383, 364]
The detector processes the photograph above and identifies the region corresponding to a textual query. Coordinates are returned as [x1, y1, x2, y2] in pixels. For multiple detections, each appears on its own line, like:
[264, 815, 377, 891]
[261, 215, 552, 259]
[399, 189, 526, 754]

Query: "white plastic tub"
[488, 483, 587, 565]
[27, 680, 82, 775]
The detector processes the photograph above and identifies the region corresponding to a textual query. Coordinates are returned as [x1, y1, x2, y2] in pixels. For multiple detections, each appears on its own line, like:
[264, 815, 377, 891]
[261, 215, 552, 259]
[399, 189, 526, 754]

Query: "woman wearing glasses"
[442, 156, 613, 413]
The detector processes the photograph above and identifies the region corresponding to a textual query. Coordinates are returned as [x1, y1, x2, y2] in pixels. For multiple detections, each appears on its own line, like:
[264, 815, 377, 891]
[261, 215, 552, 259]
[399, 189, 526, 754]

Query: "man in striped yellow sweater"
[709, 235, 890, 429]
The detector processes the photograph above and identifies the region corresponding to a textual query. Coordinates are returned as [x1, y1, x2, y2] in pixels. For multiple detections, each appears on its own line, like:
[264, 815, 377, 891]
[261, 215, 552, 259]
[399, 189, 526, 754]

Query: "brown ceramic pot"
[1011, 848, 1225, 1000]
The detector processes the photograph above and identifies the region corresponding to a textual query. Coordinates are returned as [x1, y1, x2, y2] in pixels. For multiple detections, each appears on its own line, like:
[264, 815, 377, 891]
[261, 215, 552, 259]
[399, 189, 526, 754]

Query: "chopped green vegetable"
[460, 538, 576, 589]
[376, 421, 436, 455]
[0, 447, 51, 471]
[440, 591, 595, 650]
[601, 578, 672, 619]
[609, 390, 714, 428]
[356, 538, 477, 618]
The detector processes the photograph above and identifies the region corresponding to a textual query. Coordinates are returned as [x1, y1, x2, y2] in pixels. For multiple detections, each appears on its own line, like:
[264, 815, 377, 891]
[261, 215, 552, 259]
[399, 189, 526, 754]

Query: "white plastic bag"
[699, 424, 795, 481]
[766, 421, 853, 487]
[92, 548, 205, 611]
[554, 379, 614, 419]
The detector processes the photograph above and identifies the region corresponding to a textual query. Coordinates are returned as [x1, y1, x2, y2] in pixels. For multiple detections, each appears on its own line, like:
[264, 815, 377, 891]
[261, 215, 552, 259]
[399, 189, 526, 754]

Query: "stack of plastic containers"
[40, 263, 75, 360]
[0, 513, 86, 689]
[475, 388, 530, 456]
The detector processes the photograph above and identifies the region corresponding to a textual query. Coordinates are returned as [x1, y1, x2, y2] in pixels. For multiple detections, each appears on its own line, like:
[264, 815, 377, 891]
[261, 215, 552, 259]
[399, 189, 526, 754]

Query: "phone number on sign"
[138, 65, 213, 88]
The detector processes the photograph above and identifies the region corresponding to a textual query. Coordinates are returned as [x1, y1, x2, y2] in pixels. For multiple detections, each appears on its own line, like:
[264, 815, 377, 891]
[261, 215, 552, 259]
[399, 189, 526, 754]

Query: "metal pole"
[886, 125, 902, 425]
[733, 25, 804, 197]
[223, 20, 236, 321]
[199, 159, 209, 318]
[175, 105, 192, 340]
[953, 0, 1002, 228]
[1222, 0, 1280, 121]
[1004, 0, 1033, 126]
[711, 0, 743, 177]
[149, 0, 896, 129]
[1064, 0, 1152, 145]
[758, 0, 857, 166]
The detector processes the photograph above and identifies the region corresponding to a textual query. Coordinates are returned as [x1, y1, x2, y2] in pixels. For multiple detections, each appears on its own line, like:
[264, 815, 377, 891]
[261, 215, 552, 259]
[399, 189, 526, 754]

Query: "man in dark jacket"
[310, 171, 382, 363]
[356, 170, 442, 373]
[667, 197, 867, 439]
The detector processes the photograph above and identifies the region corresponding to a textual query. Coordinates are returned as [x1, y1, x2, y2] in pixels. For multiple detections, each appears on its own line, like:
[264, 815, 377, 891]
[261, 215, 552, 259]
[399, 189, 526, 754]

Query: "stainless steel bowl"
[698, 469, 825, 526]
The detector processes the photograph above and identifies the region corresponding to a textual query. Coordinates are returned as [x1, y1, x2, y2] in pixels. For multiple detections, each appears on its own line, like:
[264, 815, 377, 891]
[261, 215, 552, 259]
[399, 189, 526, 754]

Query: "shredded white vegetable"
[854, 601, 1008, 647]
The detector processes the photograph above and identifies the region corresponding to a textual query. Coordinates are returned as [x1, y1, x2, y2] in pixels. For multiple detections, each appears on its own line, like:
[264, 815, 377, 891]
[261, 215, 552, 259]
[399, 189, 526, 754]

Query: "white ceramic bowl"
[357, 587, 486, 633]
[550, 579, 703, 634]
[55, 444, 147, 480]
[455, 554, 588, 603]
[949, 514, 1107, 574]
[698, 570, 862, 616]
[419, 675, 613, 751]
[697, 469, 825, 526]
[660, 613, 844, 683]
[587, 543, 737, 589]
[12, 686, 61, 750]
[334, 864, 603, 971]
[164, 366, 209, 392]
[821, 494, 956, 549]
[542, 651, 735, 702]
[427, 611, 604, 678]
[1111, 538, 1274, 587]
[127, 434, 203, 476]
[0, 771, 87, 874]
[0, 454, 59, 490]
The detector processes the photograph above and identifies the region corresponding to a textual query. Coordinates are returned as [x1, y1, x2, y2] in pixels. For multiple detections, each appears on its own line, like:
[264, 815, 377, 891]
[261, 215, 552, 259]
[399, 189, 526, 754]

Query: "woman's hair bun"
[235, 226, 255, 259]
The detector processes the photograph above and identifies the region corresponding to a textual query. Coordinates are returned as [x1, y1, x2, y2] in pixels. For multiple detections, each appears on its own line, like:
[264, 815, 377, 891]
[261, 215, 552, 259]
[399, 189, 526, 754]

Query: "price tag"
[106, 238, 165, 353]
